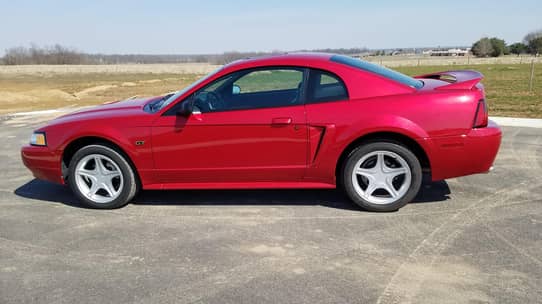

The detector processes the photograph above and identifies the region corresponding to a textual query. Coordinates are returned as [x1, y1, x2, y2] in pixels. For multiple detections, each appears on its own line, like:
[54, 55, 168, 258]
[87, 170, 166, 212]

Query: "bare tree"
[2, 44, 86, 65]
[3, 47, 30, 65]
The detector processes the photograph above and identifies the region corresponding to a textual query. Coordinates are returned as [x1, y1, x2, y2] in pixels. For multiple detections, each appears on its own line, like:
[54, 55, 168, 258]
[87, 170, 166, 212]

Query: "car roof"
[223, 52, 334, 70]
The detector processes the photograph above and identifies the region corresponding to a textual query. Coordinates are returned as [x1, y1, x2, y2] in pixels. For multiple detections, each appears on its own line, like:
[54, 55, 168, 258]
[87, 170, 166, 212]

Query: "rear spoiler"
[414, 70, 483, 90]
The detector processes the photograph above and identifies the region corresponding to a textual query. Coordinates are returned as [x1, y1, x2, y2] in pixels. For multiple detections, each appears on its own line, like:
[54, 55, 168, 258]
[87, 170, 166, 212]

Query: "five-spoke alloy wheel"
[342, 142, 422, 212]
[68, 145, 138, 209]
[75, 154, 124, 204]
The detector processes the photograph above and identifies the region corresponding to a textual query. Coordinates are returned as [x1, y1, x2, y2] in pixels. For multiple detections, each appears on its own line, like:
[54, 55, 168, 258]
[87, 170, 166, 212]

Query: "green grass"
[395, 64, 542, 118]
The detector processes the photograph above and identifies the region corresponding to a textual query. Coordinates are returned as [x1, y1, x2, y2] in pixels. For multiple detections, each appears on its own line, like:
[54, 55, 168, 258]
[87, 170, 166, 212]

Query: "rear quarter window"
[306, 69, 349, 103]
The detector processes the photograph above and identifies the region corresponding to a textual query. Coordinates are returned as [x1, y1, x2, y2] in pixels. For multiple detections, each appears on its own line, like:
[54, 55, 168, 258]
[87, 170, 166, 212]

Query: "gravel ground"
[1, 114, 541, 304]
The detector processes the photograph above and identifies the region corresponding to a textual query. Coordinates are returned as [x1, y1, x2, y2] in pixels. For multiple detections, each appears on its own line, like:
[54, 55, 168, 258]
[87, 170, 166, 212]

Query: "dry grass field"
[0, 73, 205, 114]
[0, 63, 219, 75]
[0, 63, 219, 114]
[0, 59, 540, 117]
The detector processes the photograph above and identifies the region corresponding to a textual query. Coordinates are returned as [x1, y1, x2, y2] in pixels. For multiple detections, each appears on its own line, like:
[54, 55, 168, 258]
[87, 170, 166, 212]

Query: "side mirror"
[176, 100, 193, 117]
[232, 84, 241, 95]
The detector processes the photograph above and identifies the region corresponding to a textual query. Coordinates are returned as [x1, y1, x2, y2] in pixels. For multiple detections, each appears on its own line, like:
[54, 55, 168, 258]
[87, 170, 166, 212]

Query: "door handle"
[271, 117, 292, 125]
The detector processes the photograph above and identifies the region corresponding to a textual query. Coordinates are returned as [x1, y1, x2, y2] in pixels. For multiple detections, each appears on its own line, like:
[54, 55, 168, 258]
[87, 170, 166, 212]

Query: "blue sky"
[1, 0, 540, 54]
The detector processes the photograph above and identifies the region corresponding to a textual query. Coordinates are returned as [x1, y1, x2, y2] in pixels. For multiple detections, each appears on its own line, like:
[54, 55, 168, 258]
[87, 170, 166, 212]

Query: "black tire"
[67, 144, 138, 209]
[341, 142, 422, 212]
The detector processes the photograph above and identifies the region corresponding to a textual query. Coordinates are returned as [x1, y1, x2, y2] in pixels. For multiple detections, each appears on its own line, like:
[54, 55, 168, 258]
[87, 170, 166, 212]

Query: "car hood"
[75, 96, 157, 114]
[63, 96, 158, 117]
[47, 96, 161, 127]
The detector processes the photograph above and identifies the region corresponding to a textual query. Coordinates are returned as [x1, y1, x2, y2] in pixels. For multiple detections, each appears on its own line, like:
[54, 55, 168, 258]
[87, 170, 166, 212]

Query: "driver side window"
[193, 67, 305, 113]
[192, 75, 234, 113]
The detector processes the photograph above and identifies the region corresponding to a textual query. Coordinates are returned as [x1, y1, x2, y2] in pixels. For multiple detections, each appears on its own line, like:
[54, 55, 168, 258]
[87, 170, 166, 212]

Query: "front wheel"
[342, 142, 422, 212]
[68, 145, 138, 209]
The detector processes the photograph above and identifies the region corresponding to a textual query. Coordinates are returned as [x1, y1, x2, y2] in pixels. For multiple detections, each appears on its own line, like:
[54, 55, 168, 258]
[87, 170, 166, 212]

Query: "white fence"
[365, 55, 541, 67]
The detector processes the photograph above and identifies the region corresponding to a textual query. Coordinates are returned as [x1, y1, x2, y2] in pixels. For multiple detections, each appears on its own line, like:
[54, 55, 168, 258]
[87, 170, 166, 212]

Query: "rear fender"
[339, 115, 430, 144]
[308, 115, 433, 184]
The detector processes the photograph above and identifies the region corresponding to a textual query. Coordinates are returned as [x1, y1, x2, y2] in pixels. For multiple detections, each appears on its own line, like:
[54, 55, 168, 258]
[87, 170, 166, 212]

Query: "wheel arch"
[335, 131, 431, 183]
[61, 136, 141, 187]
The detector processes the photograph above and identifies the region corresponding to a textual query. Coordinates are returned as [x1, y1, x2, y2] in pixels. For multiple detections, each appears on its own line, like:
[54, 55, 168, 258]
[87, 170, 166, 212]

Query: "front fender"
[46, 121, 153, 182]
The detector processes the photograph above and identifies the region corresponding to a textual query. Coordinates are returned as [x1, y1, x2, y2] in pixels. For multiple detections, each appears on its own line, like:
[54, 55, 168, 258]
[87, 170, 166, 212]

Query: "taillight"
[473, 99, 488, 128]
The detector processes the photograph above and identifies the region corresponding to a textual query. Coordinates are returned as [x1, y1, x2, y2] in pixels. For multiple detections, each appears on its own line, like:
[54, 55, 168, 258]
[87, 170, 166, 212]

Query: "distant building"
[422, 48, 470, 56]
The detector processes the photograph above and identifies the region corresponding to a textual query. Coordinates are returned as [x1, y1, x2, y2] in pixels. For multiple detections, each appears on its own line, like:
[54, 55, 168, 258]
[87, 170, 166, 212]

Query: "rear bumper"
[428, 120, 502, 181]
[21, 145, 64, 184]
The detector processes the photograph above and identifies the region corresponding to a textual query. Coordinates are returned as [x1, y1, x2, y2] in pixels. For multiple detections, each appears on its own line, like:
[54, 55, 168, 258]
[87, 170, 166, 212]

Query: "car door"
[151, 67, 308, 185]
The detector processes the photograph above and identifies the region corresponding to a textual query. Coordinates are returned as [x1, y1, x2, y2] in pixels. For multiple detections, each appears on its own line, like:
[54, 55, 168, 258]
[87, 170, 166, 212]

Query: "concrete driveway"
[1, 113, 541, 303]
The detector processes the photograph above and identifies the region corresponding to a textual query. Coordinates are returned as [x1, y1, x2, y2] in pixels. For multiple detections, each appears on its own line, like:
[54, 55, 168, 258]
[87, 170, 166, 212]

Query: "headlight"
[30, 132, 47, 146]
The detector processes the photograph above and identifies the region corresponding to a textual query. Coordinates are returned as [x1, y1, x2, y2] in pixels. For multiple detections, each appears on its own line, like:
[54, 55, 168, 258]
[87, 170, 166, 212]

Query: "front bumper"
[21, 145, 64, 184]
[428, 120, 502, 181]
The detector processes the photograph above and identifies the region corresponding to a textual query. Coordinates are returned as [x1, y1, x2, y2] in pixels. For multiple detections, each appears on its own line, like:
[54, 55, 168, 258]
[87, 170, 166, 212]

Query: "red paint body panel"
[21, 53, 502, 191]
[21, 146, 64, 184]
[151, 105, 307, 183]
[427, 120, 501, 180]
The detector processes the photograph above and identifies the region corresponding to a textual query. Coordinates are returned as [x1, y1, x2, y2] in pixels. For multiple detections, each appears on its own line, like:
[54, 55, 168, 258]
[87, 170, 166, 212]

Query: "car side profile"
[21, 53, 502, 211]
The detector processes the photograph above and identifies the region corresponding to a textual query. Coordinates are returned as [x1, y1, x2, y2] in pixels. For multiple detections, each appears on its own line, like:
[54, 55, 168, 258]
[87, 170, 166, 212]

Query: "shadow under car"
[14, 176, 450, 211]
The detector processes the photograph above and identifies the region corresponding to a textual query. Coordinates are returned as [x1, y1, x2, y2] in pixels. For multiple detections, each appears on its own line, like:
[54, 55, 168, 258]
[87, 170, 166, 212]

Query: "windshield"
[149, 67, 223, 112]
[330, 55, 423, 89]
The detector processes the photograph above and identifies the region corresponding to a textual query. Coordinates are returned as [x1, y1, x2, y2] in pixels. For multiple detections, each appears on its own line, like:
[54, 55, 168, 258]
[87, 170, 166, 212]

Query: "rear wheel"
[342, 142, 422, 212]
[68, 145, 138, 209]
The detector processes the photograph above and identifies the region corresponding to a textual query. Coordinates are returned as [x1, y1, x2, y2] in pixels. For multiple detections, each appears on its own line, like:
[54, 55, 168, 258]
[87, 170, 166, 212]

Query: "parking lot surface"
[1, 114, 541, 303]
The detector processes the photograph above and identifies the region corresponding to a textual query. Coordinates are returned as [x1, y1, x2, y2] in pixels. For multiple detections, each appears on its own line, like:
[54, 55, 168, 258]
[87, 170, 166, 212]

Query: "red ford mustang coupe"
[21, 53, 501, 211]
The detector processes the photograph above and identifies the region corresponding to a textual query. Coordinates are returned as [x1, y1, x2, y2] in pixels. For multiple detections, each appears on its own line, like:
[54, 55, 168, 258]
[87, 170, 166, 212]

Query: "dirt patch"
[40, 89, 78, 100]
[0, 91, 39, 104]
[75, 85, 118, 97]
[139, 79, 162, 84]
[0, 89, 77, 105]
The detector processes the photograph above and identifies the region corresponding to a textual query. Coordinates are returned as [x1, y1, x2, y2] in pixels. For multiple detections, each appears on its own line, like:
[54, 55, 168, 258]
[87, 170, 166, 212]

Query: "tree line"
[472, 29, 542, 57]
[2, 44, 88, 65]
[0, 45, 217, 65]
[0, 45, 368, 65]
